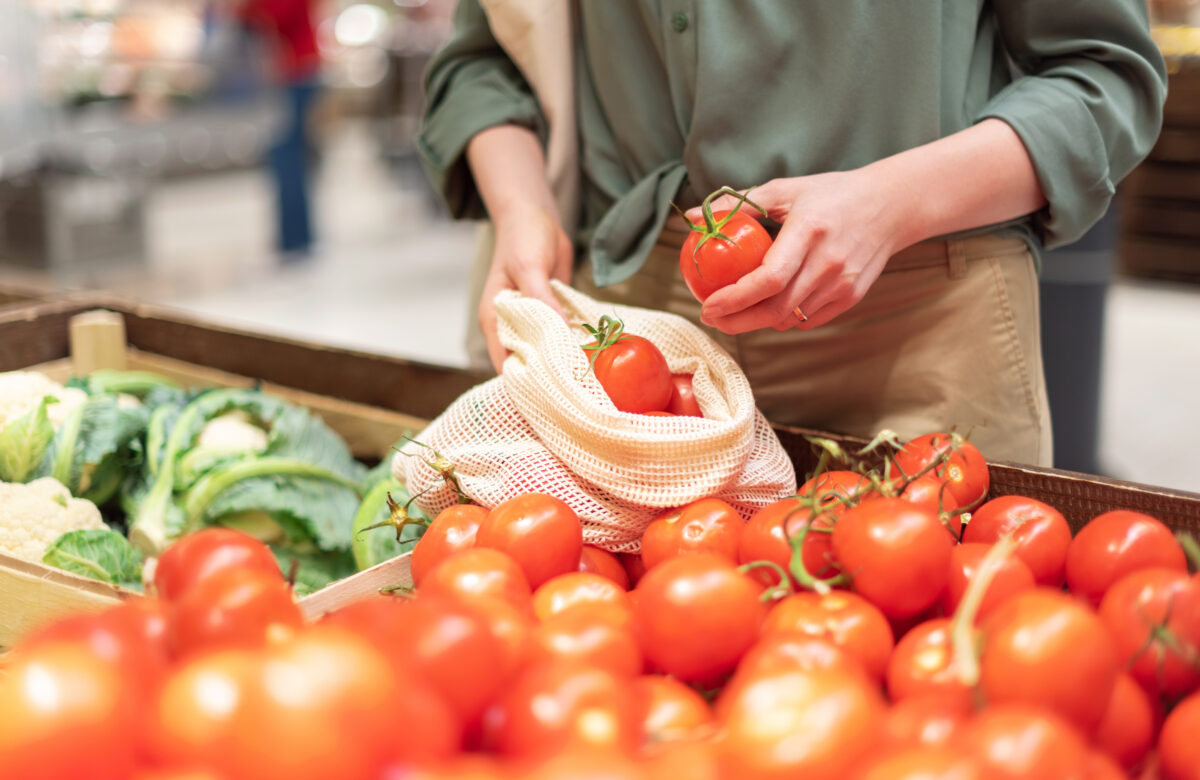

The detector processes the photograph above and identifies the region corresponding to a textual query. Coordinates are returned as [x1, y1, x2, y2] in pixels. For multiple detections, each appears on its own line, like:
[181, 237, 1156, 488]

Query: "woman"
[417, 2, 1166, 465]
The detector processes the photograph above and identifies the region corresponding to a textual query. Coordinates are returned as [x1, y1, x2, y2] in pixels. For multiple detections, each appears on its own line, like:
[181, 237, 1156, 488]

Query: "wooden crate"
[0, 296, 489, 645]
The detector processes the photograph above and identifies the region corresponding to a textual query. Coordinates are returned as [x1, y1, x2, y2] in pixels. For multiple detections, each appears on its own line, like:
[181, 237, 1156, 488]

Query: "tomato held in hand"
[477, 493, 583, 588]
[582, 315, 673, 414]
[677, 188, 773, 303]
[410, 504, 488, 586]
[1065, 509, 1186, 604]
[666, 374, 703, 417]
[892, 433, 990, 509]
[154, 527, 282, 601]
[641, 497, 744, 570]
[962, 495, 1072, 588]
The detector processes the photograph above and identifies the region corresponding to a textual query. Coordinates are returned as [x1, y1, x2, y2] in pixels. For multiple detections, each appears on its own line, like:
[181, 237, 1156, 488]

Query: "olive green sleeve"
[417, 0, 546, 219]
[977, 0, 1167, 248]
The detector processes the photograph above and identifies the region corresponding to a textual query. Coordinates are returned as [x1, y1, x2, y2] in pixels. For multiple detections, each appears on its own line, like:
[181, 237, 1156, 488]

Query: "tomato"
[579, 544, 631, 589]
[729, 635, 868, 690]
[1065, 509, 1186, 604]
[633, 675, 714, 745]
[852, 746, 983, 780]
[831, 497, 955, 619]
[465, 595, 535, 682]
[620, 552, 648, 587]
[532, 572, 632, 622]
[168, 568, 303, 658]
[762, 590, 894, 682]
[886, 619, 972, 708]
[0, 643, 137, 780]
[641, 497, 744, 570]
[524, 748, 648, 780]
[1092, 672, 1160, 771]
[633, 553, 766, 683]
[153, 527, 282, 601]
[666, 374, 703, 417]
[527, 606, 644, 677]
[1098, 567, 1200, 699]
[645, 740, 721, 780]
[410, 504, 488, 586]
[959, 704, 1089, 780]
[892, 433, 989, 509]
[679, 197, 773, 303]
[478, 493, 583, 588]
[939, 542, 1036, 620]
[226, 626, 460, 779]
[492, 662, 641, 760]
[797, 469, 878, 507]
[879, 694, 972, 752]
[583, 316, 673, 414]
[420, 547, 533, 608]
[1159, 691, 1200, 780]
[1083, 751, 1128, 780]
[979, 588, 1119, 733]
[715, 665, 885, 780]
[738, 499, 837, 587]
[962, 495, 1072, 588]
[899, 473, 962, 538]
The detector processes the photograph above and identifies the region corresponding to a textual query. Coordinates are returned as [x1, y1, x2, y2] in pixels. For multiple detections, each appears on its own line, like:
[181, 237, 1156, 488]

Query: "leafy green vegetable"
[0, 397, 54, 483]
[42, 528, 144, 589]
[36, 394, 149, 505]
[351, 479, 426, 570]
[273, 547, 358, 596]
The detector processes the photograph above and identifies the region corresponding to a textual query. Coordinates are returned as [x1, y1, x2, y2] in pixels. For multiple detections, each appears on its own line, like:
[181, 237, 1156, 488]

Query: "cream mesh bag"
[392, 281, 796, 552]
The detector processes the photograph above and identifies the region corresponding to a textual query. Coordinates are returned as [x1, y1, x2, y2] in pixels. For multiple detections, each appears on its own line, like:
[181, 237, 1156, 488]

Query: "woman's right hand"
[479, 202, 574, 373]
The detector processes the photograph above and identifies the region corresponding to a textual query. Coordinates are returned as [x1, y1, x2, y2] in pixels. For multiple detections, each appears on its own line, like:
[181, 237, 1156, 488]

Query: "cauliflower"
[0, 477, 106, 563]
[0, 371, 87, 430]
[195, 411, 270, 455]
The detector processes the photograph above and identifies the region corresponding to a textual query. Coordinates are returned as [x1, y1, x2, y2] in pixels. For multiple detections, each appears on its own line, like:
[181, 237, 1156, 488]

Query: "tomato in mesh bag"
[581, 315, 673, 414]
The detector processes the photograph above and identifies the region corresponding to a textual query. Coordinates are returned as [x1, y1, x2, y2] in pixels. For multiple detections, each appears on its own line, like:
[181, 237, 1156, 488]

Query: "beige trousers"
[575, 227, 1054, 466]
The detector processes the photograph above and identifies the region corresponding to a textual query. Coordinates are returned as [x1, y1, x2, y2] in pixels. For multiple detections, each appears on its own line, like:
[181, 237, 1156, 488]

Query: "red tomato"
[679, 205, 773, 303]
[1083, 751, 1129, 780]
[852, 746, 983, 780]
[410, 504, 488, 586]
[527, 606, 643, 677]
[715, 665, 885, 780]
[958, 704, 1089, 780]
[729, 635, 868, 688]
[1098, 567, 1200, 699]
[619, 552, 648, 587]
[579, 544, 631, 589]
[831, 497, 956, 619]
[886, 618, 972, 708]
[420, 547, 533, 608]
[583, 316, 673, 414]
[1065, 509, 1186, 604]
[1159, 691, 1200, 780]
[939, 542, 1036, 620]
[962, 495, 1072, 587]
[491, 662, 641, 760]
[0, 643, 137, 780]
[892, 433, 989, 509]
[633, 553, 766, 684]
[153, 527, 281, 601]
[532, 572, 632, 623]
[797, 469, 878, 507]
[641, 497, 744, 570]
[738, 499, 837, 587]
[478, 493, 583, 588]
[633, 675, 714, 745]
[979, 588, 1119, 733]
[762, 590, 895, 682]
[878, 694, 972, 752]
[168, 569, 303, 658]
[464, 595, 535, 683]
[1092, 672, 1160, 771]
[899, 473, 963, 538]
[666, 374, 703, 417]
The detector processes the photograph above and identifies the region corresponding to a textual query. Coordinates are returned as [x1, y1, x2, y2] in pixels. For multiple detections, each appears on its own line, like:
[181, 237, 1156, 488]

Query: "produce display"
[0, 369, 421, 594]
[1, 429, 1197, 779]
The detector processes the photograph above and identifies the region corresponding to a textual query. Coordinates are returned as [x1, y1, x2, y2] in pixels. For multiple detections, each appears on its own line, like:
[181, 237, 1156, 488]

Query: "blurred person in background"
[236, 0, 321, 260]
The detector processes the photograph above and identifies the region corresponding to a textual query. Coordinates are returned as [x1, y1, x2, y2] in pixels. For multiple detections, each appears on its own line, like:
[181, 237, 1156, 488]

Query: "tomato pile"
[2, 431, 1198, 780]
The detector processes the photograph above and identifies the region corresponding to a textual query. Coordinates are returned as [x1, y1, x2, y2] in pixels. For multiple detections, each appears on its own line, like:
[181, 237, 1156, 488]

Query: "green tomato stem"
[950, 535, 1019, 687]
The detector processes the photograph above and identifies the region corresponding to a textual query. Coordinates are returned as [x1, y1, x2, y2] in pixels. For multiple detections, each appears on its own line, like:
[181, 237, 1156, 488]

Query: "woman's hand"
[688, 169, 908, 334]
[478, 203, 574, 373]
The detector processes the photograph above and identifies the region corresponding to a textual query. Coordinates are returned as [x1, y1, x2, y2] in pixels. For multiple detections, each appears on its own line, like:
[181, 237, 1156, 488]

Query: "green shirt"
[418, 1, 1166, 287]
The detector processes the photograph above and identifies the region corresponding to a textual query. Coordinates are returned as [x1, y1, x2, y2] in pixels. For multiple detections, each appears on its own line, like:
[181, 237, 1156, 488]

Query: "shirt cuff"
[977, 78, 1117, 249]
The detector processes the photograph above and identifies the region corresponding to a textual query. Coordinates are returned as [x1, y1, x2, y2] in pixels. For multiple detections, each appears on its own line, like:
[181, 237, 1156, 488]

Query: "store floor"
[5, 121, 1199, 495]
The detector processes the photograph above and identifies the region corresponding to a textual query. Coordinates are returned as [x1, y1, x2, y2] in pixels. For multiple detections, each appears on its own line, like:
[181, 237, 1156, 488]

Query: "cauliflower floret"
[196, 411, 269, 455]
[0, 371, 88, 429]
[0, 477, 106, 563]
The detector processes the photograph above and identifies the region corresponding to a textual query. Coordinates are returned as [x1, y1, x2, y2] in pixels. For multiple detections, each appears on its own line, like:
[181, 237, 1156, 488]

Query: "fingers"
[701, 214, 821, 322]
[684, 181, 787, 223]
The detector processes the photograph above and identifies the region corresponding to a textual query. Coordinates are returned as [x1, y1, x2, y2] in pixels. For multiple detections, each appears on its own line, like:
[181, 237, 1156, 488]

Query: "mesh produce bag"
[392, 281, 797, 552]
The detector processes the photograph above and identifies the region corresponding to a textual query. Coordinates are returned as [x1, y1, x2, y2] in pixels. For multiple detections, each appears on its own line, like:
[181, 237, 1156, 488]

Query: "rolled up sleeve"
[978, 0, 1167, 247]
[417, 0, 545, 219]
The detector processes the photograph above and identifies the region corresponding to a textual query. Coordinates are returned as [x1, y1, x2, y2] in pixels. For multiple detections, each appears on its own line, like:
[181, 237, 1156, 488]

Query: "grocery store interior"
[0, 0, 1198, 496]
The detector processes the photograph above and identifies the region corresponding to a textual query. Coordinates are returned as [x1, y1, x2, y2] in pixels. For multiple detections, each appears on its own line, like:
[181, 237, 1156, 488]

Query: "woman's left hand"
[686, 168, 909, 334]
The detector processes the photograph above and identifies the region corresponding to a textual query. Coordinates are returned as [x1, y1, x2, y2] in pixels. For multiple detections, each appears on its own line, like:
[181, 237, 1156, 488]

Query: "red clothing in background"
[239, 0, 320, 81]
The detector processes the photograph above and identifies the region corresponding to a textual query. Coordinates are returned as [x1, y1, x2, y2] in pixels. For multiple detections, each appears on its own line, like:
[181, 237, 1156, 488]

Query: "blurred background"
[0, 0, 1198, 494]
